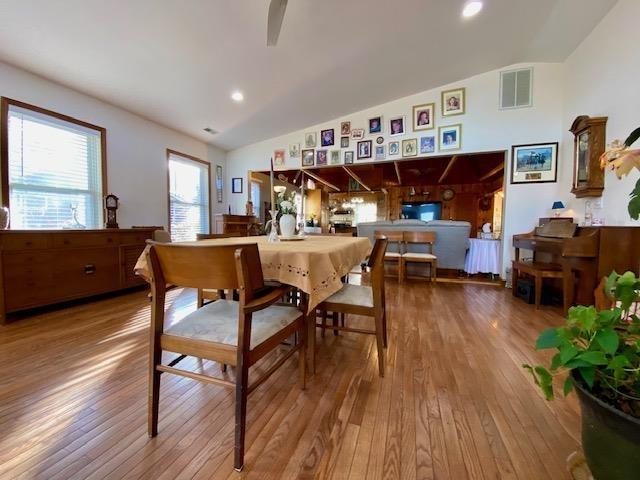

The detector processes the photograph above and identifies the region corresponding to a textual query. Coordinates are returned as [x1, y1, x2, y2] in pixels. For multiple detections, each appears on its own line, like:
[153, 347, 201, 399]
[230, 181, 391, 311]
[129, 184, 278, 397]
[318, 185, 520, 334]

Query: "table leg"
[300, 292, 316, 375]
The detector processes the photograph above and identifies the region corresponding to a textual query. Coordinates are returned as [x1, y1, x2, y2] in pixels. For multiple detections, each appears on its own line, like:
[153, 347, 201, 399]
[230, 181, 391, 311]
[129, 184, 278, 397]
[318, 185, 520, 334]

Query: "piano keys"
[512, 226, 640, 308]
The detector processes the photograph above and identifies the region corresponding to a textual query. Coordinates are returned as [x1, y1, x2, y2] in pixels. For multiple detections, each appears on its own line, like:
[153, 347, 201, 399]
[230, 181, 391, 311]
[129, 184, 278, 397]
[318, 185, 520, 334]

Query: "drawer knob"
[84, 264, 96, 275]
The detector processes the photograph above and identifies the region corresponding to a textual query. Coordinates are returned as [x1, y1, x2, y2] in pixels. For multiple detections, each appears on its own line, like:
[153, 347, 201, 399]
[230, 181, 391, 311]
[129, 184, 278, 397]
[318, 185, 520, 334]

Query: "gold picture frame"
[412, 102, 435, 131]
[441, 87, 465, 116]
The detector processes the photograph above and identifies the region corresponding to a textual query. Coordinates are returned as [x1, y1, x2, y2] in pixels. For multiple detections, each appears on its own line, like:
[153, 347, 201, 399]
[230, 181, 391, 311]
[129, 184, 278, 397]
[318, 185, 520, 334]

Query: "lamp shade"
[552, 201, 565, 210]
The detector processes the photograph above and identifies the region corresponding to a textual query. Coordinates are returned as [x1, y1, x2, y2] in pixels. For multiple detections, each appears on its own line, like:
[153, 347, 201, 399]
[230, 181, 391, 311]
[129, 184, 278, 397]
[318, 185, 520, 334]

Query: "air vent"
[500, 67, 532, 109]
[203, 127, 218, 134]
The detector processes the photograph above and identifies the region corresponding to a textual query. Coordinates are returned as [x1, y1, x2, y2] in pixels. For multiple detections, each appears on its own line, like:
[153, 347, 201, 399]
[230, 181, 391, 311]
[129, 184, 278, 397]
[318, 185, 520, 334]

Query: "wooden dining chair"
[316, 237, 388, 376]
[401, 231, 437, 282]
[196, 232, 243, 306]
[196, 232, 242, 240]
[146, 242, 307, 472]
[374, 230, 403, 281]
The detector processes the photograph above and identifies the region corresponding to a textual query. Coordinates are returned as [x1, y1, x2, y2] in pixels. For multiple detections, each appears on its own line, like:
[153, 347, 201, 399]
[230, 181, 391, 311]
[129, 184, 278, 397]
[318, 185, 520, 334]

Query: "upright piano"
[512, 226, 640, 307]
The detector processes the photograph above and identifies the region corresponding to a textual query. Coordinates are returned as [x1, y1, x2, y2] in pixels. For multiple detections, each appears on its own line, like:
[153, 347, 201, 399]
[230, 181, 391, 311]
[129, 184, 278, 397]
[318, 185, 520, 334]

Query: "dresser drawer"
[3, 253, 56, 311]
[118, 232, 152, 245]
[51, 232, 118, 248]
[52, 247, 120, 297]
[1, 234, 50, 251]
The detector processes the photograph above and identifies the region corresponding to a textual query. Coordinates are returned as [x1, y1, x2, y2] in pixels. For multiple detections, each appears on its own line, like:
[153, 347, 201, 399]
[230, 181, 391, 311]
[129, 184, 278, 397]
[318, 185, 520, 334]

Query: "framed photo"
[289, 143, 300, 158]
[351, 128, 365, 140]
[340, 121, 351, 135]
[316, 149, 328, 166]
[375, 145, 385, 160]
[304, 132, 317, 148]
[389, 116, 405, 136]
[357, 140, 372, 159]
[402, 138, 418, 157]
[413, 103, 435, 131]
[232, 177, 243, 194]
[388, 141, 400, 156]
[340, 136, 349, 148]
[376, 136, 384, 145]
[330, 150, 341, 164]
[344, 151, 354, 164]
[439, 124, 461, 151]
[320, 128, 334, 147]
[368, 116, 383, 134]
[511, 142, 558, 184]
[302, 149, 315, 166]
[441, 87, 465, 116]
[420, 135, 436, 154]
[216, 165, 223, 203]
[274, 149, 285, 166]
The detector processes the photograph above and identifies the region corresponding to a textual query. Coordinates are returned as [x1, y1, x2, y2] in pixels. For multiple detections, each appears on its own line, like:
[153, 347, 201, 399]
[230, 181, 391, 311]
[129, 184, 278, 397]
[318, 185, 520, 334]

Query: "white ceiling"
[0, 0, 616, 151]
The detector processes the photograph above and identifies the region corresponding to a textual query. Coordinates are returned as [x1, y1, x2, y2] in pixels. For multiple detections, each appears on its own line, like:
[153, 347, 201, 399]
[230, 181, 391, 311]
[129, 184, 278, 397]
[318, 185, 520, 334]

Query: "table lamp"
[552, 201, 565, 217]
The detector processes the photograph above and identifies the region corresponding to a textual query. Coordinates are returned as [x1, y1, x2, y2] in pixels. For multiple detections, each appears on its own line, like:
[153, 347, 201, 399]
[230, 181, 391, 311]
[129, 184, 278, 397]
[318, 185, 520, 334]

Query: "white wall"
[226, 63, 566, 275]
[558, 0, 640, 226]
[0, 61, 227, 229]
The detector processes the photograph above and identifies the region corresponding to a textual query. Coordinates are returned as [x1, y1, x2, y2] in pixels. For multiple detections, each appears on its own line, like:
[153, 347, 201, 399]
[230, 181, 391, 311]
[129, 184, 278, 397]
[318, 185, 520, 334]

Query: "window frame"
[0, 97, 108, 223]
[166, 149, 212, 239]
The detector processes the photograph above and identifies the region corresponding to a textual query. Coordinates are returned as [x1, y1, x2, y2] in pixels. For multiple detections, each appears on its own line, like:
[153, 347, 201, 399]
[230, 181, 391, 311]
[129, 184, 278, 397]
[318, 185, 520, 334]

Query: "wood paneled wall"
[386, 183, 496, 236]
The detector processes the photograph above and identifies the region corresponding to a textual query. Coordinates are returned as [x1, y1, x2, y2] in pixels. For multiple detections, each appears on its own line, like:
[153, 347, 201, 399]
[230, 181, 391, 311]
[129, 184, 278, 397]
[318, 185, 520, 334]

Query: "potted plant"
[523, 271, 640, 480]
[277, 191, 297, 238]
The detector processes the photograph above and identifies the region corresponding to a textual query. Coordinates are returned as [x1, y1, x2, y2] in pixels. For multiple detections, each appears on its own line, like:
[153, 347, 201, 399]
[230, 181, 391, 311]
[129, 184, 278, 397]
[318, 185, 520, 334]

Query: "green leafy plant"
[523, 271, 640, 417]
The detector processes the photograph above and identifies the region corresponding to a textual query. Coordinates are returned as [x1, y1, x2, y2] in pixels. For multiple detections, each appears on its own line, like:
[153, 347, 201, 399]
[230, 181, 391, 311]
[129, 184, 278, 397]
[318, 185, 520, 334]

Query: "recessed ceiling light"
[462, 1, 482, 18]
[231, 91, 244, 102]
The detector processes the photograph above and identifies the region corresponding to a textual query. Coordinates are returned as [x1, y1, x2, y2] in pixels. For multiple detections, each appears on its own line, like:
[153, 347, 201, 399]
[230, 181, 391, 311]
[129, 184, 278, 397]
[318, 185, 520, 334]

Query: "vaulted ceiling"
[0, 0, 616, 150]
[260, 152, 506, 193]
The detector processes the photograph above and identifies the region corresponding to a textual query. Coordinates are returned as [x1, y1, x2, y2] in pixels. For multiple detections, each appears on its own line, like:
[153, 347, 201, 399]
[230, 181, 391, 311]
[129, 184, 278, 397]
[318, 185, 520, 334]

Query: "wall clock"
[570, 115, 608, 198]
[441, 188, 455, 201]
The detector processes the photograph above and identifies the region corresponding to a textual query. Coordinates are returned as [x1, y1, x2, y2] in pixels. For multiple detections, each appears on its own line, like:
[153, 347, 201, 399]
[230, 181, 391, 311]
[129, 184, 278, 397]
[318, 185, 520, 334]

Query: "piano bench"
[512, 260, 572, 311]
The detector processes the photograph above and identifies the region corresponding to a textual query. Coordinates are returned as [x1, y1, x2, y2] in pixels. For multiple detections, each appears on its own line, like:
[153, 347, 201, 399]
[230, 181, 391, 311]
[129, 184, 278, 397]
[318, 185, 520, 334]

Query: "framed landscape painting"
[511, 142, 558, 184]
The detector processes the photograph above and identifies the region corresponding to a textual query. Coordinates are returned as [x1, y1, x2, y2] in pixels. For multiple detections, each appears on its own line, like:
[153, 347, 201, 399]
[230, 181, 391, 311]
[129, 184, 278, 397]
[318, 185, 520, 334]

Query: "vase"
[280, 214, 296, 238]
[573, 373, 640, 480]
[0, 207, 9, 230]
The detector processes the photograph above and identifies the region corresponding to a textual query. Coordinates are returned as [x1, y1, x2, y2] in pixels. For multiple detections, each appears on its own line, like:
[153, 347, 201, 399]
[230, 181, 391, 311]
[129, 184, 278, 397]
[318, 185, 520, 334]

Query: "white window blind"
[7, 104, 104, 229]
[168, 152, 210, 241]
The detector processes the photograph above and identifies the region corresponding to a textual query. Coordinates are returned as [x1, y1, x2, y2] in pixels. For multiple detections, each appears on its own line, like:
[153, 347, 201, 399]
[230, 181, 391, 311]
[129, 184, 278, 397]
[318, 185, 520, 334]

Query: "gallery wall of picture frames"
[273, 86, 468, 168]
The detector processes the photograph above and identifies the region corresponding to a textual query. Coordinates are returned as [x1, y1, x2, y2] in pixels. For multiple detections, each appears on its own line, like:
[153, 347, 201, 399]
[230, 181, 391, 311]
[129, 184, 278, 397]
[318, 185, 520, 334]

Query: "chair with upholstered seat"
[400, 231, 437, 282]
[146, 242, 307, 472]
[375, 230, 402, 281]
[316, 237, 388, 376]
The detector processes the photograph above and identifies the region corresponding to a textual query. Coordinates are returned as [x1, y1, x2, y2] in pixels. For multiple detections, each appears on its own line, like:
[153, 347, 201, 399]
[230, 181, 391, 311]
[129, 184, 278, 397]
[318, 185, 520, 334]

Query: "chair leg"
[332, 311, 339, 336]
[234, 362, 249, 472]
[511, 264, 519, 297]
[431, 260, 437, 282]
[298, 324, 307, 390]
[148, 369, 161, 437]
[321, 310, 327, 338]
[398, 259, 403, 283]
[382, 309, 388, 348]
[340, 313, 345, 327]
[534, 275, 542, 310]
[374, 311, 385, 377]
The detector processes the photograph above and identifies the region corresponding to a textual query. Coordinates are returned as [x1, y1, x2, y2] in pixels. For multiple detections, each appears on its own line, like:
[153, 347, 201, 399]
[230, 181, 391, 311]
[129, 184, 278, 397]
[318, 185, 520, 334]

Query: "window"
[1, 98, 106, 229]
[167, 150, 210, 241]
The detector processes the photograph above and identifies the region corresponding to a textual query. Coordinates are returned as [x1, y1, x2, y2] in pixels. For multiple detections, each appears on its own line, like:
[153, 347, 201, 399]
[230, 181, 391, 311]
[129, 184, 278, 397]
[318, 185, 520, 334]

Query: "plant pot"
[573, 373, 640, 480]
[279, 214, 296, 238]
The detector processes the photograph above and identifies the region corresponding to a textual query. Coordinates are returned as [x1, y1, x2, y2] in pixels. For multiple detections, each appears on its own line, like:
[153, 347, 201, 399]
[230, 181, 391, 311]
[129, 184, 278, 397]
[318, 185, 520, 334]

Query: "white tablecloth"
[464, 238, 501, 274]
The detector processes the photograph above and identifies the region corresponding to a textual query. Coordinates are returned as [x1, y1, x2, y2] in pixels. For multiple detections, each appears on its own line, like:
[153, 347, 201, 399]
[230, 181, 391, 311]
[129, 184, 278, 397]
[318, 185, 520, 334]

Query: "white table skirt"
[464, 238, 501, 275]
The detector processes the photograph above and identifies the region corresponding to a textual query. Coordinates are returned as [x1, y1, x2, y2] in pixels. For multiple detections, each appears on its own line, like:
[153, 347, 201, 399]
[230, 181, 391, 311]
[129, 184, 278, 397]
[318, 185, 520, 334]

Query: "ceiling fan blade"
[267, 0, 288, 46]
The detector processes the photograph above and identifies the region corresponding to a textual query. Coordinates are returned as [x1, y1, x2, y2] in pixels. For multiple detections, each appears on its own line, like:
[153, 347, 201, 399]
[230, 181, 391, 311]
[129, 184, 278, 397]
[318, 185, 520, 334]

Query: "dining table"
[134, 234, 372, 373]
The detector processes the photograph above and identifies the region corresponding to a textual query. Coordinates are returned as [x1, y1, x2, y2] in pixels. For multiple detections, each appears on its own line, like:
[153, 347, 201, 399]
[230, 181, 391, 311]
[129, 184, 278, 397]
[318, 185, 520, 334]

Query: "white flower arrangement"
[278, 191, 297, 215]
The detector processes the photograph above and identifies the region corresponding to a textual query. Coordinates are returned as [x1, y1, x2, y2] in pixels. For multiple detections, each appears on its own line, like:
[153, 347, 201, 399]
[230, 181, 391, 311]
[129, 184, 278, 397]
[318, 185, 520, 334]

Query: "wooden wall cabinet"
[570, 115, 608, 198]
[0, 228, 155, 323]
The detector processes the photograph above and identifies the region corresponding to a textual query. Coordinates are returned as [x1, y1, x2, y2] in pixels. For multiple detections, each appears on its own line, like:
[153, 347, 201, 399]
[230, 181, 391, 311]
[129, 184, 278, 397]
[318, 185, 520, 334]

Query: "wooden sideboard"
[214, 214, 256, 235]
[0, 228, 155, 323]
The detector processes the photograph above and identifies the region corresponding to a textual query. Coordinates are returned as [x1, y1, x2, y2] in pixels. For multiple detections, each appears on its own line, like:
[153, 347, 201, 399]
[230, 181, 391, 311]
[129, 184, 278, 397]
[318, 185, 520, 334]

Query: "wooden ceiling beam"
[303, 170, 340, 191]
[393, 161, 402, 185]
[438, 155, 459, 183]
[478, 163, 505, 182]
[342, 166, 371, 191]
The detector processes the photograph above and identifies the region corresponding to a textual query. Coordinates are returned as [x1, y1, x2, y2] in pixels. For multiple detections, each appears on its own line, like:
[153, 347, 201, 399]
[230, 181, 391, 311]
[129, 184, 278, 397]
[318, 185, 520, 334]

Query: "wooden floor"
[0, 280, 580, 479]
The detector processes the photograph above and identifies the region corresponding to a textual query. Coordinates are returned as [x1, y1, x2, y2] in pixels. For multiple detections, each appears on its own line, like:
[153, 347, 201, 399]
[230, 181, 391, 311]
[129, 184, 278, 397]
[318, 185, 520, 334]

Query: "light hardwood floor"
[0, 281, 580, 479]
